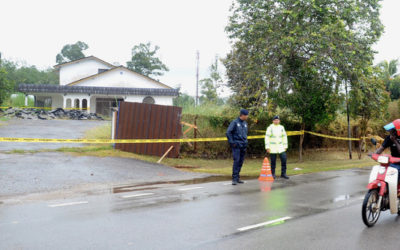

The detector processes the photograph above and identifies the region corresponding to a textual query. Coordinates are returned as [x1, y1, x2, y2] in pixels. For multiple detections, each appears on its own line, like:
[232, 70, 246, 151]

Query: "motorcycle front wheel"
[362, 189, 381, 227]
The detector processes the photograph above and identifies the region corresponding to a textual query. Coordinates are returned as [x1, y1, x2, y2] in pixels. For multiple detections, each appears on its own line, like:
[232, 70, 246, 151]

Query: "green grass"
[84, 123, 112, 139]
[2, 92, 35, 107]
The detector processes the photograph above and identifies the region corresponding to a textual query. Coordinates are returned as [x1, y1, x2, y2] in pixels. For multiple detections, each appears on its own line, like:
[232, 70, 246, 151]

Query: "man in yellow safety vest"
[265, 116, 289, 179]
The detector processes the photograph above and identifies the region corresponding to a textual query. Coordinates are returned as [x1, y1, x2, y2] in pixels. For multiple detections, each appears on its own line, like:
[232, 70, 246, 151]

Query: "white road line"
[48, 201, 88, 208]
[222, 182, 232, 186]
[119, 187, 136, 191]
[121, 193, 154, 199]
[178, 187, 204, 191]
[237, 216, 292, 232]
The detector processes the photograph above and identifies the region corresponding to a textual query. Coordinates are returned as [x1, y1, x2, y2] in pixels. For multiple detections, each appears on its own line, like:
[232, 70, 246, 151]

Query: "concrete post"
[63, 96, 67, 109]
[87, 95, 90, 113]
[24, 95, 28, 107]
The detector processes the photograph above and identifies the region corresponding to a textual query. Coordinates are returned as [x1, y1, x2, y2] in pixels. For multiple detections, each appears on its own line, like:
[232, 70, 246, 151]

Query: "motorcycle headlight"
[378, 156, 389, 164]
[378, 166, 387, 175]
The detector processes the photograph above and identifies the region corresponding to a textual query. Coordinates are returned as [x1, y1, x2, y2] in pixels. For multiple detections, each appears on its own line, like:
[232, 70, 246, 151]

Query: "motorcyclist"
[375, 119, 400, 180]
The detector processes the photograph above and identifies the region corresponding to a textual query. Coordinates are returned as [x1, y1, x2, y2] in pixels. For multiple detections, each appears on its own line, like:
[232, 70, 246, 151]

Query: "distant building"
[18, 56, 178, 116]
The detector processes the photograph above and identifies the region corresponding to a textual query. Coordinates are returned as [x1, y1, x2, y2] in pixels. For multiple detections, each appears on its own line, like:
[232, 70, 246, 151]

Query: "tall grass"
[182, 103, 236, 117]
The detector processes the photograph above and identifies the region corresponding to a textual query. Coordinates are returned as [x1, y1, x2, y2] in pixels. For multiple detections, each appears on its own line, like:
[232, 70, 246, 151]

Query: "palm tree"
[378, 59, 399, 81]
[377, 59, 400, 99]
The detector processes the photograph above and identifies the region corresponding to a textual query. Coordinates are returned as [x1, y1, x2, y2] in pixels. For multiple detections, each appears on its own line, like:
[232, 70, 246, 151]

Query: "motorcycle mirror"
[371, 138, 377, 146]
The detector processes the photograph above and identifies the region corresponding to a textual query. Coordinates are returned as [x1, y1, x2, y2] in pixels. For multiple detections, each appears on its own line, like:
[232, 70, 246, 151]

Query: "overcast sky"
[0, 0, 399, 96]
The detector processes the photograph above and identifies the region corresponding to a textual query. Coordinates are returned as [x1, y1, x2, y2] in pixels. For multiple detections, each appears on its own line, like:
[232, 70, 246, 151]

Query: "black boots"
[281, 174, 290, 179]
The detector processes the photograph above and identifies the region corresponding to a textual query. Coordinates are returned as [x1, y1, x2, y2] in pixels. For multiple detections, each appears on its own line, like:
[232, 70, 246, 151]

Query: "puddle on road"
[328, 191, 365, 204]
[332, 194, 351, 203]
[112, 176, 257, 194]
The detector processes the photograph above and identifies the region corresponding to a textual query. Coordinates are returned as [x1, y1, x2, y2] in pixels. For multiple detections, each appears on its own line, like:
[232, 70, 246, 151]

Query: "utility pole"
[195, 51, 199, 106]
[345, 80, 352, 159]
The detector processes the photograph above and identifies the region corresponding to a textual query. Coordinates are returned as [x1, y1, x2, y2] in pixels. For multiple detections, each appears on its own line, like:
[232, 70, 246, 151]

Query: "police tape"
[0, 106, 87, 110]
[252, 130, 365, 141]
[0, 130, 366, 144]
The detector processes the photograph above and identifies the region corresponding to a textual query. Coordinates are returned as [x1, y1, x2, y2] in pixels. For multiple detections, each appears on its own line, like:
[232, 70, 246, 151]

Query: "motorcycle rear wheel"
[362, 189, 381, 227]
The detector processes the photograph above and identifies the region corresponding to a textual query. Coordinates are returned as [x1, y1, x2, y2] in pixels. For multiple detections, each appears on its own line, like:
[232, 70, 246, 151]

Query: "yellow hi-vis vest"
[265, 124, 288, 154]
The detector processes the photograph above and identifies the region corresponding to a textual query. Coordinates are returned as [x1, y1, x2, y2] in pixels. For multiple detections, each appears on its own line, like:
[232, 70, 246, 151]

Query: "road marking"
[222, 182, 232, 186]
[237, 216, 292, 232]
[119, 187, 136, 191]
[121, 193, 154, 199]
[178, 187, 204, 191]
[48, 201, 88, 208]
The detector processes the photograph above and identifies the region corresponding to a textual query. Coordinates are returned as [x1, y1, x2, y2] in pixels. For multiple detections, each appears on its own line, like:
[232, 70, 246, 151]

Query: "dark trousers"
[232, 147, 246, 181]
[270, 152, 287, 175]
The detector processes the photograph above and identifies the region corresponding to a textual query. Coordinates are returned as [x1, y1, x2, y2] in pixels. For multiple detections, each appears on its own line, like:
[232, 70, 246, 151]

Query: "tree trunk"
[299, 123, 305, 162]
[358, 139, 363, 160]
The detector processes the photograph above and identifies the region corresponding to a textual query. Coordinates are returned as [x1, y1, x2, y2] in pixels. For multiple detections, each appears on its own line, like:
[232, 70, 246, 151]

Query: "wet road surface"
[0, 152, 211, 198]
[0, 119, 108, 151]
[2, 167, 399, 250]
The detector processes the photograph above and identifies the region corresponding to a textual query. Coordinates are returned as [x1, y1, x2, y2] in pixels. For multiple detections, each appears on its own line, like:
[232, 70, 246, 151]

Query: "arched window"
[82, 99, 88, 110]
[143, 96, 155, 104]
[74, 99, 80, 108]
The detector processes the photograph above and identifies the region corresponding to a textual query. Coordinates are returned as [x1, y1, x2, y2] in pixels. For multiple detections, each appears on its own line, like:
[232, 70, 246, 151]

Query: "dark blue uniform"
[226, 117, 248, 181]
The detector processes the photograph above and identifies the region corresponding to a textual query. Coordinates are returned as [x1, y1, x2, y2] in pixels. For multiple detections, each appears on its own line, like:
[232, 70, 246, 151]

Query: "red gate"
[115, 102, 182, 158]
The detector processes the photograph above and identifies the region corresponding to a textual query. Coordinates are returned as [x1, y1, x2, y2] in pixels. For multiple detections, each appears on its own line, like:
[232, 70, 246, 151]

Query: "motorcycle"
[362, 139, 400, 227]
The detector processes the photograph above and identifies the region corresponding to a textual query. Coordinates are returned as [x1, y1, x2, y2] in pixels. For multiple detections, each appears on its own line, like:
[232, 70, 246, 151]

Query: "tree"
[173, 91, 195, 108]
[377, 59, 400, 99]
[126, 42, 169, 77]
[387, 77, 400, 99]
[225, 0, 383, 160]
[56, 41, 89, 64]
[200, 56, 223, 104]
[378, 59, 398, 81]
[0, 67, 12, 105]
[350, 67, 390, 159]
[2, 60, 58, 85]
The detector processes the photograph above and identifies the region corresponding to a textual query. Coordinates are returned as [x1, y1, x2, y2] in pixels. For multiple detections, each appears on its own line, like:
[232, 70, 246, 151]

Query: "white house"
[18, 56, 178, 116]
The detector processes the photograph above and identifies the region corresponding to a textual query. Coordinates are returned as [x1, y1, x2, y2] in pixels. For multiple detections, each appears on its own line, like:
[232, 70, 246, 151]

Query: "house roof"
[53, 55, 116, 69]
[18, 84, 179, 97]
[66, 66, 173, 89]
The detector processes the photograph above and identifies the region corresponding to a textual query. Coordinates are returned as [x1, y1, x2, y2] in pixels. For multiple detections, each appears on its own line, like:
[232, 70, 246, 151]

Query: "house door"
[95, 98, 123, 116]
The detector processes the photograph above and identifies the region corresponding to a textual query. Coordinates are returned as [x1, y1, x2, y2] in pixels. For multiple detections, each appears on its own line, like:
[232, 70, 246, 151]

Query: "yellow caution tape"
[0, 137, 227, 144]
[304, 131, 361, 141]
[0, 129, 368, 144]
[0, 106, 88, 110]
[253, 130, 362, 141]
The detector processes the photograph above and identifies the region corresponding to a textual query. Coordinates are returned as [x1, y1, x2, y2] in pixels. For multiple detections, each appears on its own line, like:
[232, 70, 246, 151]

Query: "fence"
[114, 102, 182, 158]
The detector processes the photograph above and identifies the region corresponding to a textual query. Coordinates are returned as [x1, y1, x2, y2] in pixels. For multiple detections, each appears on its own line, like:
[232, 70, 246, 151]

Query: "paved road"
[0, 119, 108, 151]
[2, 167, 399, 250]
[0, 152, 211, 198]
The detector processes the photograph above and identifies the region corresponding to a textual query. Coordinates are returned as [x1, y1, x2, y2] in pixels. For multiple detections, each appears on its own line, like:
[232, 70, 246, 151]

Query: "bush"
[179, 104, 397, 159]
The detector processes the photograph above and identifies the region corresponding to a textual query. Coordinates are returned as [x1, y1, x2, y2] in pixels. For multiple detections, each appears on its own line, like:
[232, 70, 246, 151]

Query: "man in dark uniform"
[226, 109, 249, 185]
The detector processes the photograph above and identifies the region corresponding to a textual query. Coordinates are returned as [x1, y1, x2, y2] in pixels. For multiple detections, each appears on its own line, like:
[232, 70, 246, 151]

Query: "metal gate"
[115, 102, 182, 158]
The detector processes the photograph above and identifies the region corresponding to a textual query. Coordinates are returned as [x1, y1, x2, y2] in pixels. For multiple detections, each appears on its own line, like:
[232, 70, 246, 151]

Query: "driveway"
[0, 118, 108, 151]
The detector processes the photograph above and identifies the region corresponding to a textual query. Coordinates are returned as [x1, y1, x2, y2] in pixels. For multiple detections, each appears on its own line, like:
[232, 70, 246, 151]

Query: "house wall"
[75, 68, 167, 89]
[59, 59, 113, 85]
[125, 95, 174, 106]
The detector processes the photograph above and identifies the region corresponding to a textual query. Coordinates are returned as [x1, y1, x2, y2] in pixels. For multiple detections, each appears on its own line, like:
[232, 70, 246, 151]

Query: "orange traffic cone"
[258, 157, 274, 181]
